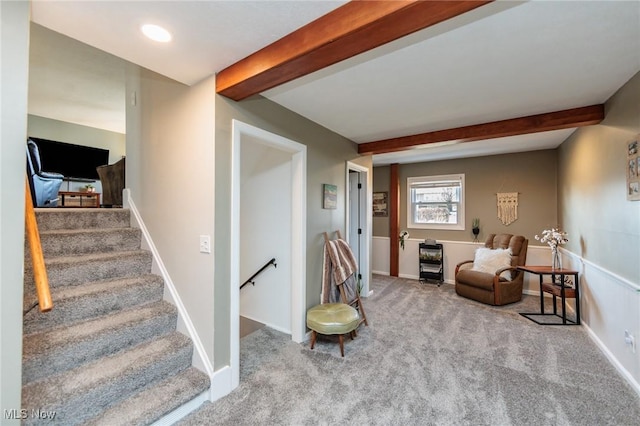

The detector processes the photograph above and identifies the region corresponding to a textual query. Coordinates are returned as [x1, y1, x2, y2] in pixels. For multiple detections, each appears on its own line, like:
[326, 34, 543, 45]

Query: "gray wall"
[373, 150, 558, 243]
[559, 71, 640, 283]
[28, 115, 126, 165]
[125, 68, 217, 367]
[214, 94, 369, 369]
[27, 115, 126, 192]
[0, 0, 29, 420]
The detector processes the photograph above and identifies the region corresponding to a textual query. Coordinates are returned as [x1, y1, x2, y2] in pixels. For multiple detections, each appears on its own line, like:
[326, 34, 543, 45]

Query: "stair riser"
[35, 209, 131, 231]
[23, 277, 165, 335]
[84, 367, 210, 426]
[32, 252, 153, 288]
[22, 339, 194, 426]
[23, 308, 178, 385]
[38, 229, 142, 257]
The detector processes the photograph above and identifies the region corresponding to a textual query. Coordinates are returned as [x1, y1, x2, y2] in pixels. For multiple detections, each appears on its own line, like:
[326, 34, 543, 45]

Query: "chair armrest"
[493, 267, 522, 285]
[455, 260, 474, 276]
[38, 171, 64, 179]
[494, 266, 519, 276]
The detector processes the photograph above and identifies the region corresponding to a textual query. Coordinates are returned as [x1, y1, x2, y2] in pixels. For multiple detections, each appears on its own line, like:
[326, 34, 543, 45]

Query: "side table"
[58, 191, 101, 208]
[518, 265, 580, 325]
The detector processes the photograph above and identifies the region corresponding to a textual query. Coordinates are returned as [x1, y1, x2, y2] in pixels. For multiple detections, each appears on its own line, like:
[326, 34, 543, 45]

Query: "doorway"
[230, 120, 306, 389]
[346, 162, 371, 296]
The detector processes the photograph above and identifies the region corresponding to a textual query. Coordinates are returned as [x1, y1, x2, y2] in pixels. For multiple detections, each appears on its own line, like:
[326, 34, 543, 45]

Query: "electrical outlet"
[624, 330, 636, 353]
[199, 235, 211, 254]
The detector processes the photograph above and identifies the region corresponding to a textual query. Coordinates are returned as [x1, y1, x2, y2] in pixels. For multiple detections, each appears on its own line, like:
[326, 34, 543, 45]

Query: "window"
[407, 174, 465, 230]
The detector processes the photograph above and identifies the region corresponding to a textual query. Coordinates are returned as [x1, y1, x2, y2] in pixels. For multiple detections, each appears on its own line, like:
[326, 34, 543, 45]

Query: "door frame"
[346, 161, 371, 296]
[231, 120, 307, 388]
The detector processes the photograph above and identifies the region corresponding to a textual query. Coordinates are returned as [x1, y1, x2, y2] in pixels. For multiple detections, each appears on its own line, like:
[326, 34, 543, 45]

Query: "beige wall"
[559, 71, 640, 283]
[125, 68, 216, 366]
[214, 94, 367, 368]
[373, 150, 558, 245]
[557, 71, 640, 387]
[1, 0, 30, 419]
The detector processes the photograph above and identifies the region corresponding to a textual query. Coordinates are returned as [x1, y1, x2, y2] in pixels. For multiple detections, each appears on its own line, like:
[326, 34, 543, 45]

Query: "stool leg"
[338, 334, 345, 357]
[310, 330, 317, 350]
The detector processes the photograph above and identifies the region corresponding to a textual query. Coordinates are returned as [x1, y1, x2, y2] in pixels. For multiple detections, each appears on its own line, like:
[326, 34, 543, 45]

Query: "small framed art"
[323, 184, 337, 209]
[627, 137, 639, 201]
[373, 192, 388, 217]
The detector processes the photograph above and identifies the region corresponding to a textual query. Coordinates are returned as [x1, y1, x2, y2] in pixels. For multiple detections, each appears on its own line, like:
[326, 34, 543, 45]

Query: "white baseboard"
[124, 189, 214, 379]
[150, 391, 209, 426]
[209, 366, 233, 402]
[583, 322, 640, 398]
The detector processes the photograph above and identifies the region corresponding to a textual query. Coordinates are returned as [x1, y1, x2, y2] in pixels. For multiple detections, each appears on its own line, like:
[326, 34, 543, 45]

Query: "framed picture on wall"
[627, 137, 639, 201]
[323, 184, 338, 209]
[373, 191, 388, 217]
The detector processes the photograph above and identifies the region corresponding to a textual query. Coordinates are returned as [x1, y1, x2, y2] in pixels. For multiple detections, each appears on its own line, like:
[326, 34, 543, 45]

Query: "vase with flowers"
[472, 218, 480, 242]
[535, 228, 569, 270]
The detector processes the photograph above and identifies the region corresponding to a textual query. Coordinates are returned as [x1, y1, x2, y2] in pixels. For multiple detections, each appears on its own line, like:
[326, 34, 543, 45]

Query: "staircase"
[22, 208, 210, 425]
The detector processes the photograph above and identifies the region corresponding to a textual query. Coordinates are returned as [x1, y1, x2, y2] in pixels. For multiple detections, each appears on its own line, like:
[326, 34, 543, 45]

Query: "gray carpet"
[180, 275, 640, 425]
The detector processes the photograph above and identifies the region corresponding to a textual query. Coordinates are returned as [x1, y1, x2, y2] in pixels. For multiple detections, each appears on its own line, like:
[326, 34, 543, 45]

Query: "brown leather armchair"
[455, 234, 528, 306]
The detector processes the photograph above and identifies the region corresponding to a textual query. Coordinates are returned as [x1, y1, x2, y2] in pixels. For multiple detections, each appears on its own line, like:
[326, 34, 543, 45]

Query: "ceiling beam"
[216, 0, 493, 101]
[358, 104, 605, 155]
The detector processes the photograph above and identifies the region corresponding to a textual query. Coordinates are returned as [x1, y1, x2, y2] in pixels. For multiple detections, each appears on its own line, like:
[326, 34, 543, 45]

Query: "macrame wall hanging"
[496, 192, 519, 226]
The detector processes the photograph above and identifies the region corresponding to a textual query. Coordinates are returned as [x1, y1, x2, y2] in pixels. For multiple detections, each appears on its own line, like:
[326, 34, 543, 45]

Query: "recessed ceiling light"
[141, 24, 172, 43]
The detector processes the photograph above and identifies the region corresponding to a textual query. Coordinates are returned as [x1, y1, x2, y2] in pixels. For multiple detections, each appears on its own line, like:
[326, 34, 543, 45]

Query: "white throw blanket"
[321, 238, 358, 304]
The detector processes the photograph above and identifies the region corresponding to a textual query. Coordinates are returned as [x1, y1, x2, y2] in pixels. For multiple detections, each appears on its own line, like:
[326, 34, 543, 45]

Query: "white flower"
[535, 228, 569, 250]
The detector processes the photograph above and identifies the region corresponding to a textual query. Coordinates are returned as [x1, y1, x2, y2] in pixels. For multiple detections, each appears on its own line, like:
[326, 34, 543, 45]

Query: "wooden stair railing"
[25, 178, 53, 312]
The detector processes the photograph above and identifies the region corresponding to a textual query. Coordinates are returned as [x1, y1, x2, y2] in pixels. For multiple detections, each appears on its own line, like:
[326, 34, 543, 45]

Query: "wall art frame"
[627, 137, 639, 201]
[323, 183, 338, 209]
[373, 191, 388, 217]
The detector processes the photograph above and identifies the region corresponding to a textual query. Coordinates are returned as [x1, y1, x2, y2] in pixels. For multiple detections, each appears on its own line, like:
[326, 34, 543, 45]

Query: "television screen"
[29, 137, 110, 180]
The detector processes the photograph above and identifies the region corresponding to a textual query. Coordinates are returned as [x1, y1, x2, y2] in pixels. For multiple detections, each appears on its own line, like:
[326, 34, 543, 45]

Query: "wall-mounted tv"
[29, 137, 109, 181]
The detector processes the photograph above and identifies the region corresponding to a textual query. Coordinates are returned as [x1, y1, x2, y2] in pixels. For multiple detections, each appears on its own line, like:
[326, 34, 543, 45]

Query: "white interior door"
[346, 162, 370, 296]
[349, 171, 362, 275]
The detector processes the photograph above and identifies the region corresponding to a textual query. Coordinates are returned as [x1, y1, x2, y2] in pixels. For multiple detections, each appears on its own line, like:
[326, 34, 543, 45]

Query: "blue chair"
[26, 139, 64, 207]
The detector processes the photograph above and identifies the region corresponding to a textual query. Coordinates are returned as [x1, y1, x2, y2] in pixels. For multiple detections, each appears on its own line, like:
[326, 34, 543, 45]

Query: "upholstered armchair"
[26, 139, 64, 207]
[96, 157, 125, 207]
[455, 234, 528, 306]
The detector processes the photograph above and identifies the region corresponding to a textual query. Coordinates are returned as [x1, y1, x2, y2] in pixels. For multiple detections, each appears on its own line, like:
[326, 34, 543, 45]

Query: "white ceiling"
[29, 1, 640, 165]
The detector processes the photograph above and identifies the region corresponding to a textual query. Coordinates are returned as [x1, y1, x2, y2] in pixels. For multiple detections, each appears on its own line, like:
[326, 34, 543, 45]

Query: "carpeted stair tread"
[23, 208, 208, 424]
[84, 367, 210, 426]
[38, 227, 142, 256]
[38, 250, 153, 288]
[35, 208, 131, 231]
[23, 274, 165, 333]
[23, 301, 177, 385]
[22, 332, 194, 426]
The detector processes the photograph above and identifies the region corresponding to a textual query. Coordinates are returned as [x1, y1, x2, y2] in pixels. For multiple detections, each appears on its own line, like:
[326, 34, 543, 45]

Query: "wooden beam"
[217, 0, 493, 100]
[389, 163, 400, 277]
[358, 104, 605, 155]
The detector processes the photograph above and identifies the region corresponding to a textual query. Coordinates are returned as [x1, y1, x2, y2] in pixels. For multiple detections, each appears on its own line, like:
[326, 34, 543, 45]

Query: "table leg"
[560, 274, 567, 324]
[551, 273, 557, 315]
[574, 273, 581, 325]
[539, 274, 544, 314]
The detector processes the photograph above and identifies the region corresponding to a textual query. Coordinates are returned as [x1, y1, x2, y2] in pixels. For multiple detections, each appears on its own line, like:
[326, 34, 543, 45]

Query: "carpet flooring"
[181, 275, 640, 425]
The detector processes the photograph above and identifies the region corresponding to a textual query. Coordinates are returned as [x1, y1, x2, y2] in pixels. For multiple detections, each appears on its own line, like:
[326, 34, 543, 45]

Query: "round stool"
[306, 303, 360, 357]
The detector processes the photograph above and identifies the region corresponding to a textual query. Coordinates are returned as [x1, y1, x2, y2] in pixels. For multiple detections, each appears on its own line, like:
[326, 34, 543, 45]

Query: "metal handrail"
[25, 178, 53, 312]
[240, 258, 277, 290]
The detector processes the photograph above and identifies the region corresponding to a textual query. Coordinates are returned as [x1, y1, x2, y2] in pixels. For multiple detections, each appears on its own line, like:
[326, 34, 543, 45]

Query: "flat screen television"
[29, 137, 109, 181]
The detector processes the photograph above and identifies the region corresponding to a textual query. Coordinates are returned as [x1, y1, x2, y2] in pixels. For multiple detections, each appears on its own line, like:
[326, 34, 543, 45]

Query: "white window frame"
[407, 174, 465, 230]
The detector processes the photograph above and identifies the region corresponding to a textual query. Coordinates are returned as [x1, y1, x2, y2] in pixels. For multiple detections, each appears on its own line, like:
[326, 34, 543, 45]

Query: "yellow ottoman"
[306, 303, 360, 357]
